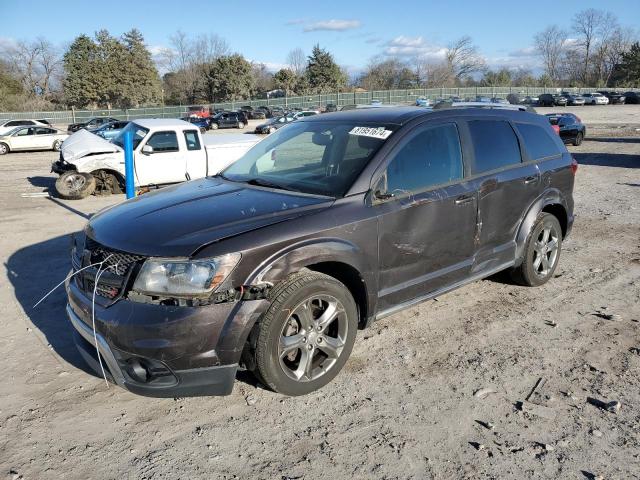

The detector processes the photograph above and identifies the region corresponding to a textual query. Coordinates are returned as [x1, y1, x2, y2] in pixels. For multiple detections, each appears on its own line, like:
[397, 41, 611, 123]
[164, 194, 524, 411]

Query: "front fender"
[71, 154, 125, 175]
[514, 188, 569, 263]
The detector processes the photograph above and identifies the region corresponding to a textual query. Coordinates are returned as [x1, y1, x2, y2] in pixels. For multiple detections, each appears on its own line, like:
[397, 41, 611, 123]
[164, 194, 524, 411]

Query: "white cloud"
[509, 46, 536, 57]
[383, 36, 447, 59]
[303, 19, 361, 32]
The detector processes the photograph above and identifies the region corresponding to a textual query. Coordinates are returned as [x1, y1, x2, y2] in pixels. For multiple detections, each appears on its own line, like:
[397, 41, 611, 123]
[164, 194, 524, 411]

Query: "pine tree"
[63, 34, 100, 107]
[122, 29, 161, 107]
[204, 54, 253, 102]
[273, 68, 297, 96]
[305, 45, 346, 94]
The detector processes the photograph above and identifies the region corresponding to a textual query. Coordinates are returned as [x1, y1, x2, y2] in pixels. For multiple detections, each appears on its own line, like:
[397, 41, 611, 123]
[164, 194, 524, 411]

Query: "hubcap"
[0, 145, 6, 154]
[64, 174, 86, 192]
[532, 225, 559, 277]
[278, 294, 348, 382]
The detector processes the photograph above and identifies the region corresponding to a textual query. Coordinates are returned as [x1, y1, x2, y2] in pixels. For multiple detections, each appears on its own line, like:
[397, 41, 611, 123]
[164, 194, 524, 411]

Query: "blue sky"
[3, 0, 638, 75]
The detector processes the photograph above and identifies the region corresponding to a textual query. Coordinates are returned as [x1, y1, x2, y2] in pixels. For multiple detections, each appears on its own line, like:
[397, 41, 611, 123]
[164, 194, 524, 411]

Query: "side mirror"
[141, 144, 154, 155]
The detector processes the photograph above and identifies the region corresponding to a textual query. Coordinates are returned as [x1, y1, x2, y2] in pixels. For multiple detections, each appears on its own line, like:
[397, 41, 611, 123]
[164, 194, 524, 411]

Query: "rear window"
[514, 123, 559, 160]
[468, 120, 521, 174]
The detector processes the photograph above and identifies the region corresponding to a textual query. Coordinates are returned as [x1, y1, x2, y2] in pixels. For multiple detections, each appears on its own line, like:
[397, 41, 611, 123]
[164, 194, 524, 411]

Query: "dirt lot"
[1, 115, 639, 479]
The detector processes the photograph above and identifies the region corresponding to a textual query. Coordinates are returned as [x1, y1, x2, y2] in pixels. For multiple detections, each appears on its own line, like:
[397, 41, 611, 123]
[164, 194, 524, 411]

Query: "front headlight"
[132, 253, 241, 298]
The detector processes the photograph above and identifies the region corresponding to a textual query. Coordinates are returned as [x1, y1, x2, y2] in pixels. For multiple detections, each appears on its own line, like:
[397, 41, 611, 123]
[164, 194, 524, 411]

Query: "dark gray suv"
[66, 107, 576, 397]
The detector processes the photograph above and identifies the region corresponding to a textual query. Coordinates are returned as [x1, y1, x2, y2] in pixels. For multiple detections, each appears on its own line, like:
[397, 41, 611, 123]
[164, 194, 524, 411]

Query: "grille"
[87, 280, 120, 299]
[85, 238, 145, 276]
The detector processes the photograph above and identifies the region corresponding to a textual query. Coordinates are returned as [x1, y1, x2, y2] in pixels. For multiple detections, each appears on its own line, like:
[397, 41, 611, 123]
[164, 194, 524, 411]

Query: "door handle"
[454, 194, 474, 205]
[523, 175, 538, 185]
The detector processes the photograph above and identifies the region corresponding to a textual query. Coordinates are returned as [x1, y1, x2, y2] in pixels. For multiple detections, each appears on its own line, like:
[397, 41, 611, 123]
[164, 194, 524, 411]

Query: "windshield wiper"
[243, 178, 297, 192]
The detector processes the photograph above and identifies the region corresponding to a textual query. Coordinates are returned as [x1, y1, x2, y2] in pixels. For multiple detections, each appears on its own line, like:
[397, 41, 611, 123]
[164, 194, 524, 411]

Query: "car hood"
[61, 129, 122, 161]
[86, 178, 334, 257]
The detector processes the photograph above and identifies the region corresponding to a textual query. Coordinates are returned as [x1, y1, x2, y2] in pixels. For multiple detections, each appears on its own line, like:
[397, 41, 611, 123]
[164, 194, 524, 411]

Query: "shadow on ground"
[586, 137, 640, 144]
[573, 152, 639, 168]
[27, 176, 56, 189]
[5, 233, 98, 377]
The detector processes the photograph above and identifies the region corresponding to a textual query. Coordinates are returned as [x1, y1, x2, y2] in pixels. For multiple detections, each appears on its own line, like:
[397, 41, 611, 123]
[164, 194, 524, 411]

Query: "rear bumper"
[65, 277, 269, 397]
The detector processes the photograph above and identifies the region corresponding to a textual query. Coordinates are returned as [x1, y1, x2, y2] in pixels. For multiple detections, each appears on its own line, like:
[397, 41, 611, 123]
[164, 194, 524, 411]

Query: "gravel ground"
[0, 120, 639, 479]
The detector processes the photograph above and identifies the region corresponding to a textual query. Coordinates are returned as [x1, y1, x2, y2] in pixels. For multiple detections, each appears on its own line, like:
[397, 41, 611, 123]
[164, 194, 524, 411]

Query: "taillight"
[571, 157, 578, 174]
[552, 125, 560, 135]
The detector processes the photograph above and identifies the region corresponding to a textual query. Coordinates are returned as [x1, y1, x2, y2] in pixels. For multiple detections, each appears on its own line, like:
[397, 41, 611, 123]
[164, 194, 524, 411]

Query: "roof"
[299, 105, 541, 126]
[301, 106, 430, 125]
[132, 118, 193, 128]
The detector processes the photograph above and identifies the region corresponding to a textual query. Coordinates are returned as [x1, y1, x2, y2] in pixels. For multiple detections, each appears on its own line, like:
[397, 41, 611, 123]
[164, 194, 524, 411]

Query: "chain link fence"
[2, 86, 638, 125]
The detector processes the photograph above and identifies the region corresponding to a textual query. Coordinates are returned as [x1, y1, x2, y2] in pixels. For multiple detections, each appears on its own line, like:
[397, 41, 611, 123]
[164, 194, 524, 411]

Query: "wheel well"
[542, 203, 568, 238]
[91, 169, 125, 187]
[305, 262, 369, 328]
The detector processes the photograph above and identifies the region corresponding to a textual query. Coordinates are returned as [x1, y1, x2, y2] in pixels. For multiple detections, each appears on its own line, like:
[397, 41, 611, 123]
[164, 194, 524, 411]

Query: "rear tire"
[237, 122, 245, 129]
[254, 271, 358, 396]
[210, 123, 219, 130]
[55, 171, 96, 200]
[511, 213, 562, 287]
[573, 132, 583, 146]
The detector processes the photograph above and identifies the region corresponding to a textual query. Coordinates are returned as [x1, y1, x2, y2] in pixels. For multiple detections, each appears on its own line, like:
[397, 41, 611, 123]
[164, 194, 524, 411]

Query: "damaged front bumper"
[51, 154, 75, 174]
[65, 276, 269, 397]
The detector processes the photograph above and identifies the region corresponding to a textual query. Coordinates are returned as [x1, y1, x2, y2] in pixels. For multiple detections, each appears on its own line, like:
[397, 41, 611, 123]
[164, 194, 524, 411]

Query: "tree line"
[0, 11, 638, 112]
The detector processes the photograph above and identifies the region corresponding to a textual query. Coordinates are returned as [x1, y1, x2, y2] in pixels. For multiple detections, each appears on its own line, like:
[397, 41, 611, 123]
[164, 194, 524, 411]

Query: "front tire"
[237, 121, 245, 129]
[55, 171, 96, 200]
[0, 143, 9, 155]
[254, 272, 358, 396]
[210, 123, 219, 130]
[512, 213, 562, 287]
[52, 140, 62, 151]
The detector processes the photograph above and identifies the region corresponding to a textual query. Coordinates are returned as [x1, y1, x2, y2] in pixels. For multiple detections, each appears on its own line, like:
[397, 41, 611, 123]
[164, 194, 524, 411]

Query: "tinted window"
[468, 120, 521, 174]
[35, 127, 54, 135]
[514, 123, 559, 160]
[183, 130, 201, 151]
[386, 123, 463, 193]
[146, 131, 179, 152]
[7, 120, 32, 126]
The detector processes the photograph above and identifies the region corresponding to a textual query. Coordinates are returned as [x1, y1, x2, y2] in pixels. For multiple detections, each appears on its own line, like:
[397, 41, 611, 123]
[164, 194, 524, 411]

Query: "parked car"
[68, 117, 119, 133]
[506, 93, 526, 105]
[183, 116, 211, 133]
[0, 126, 68, 155]
[88, 120, 130, 140]
[475, 96, 492, 103]
[597, 91, 625, 104]
[490, 97, 509, 104]
[36, 119, 53, 126]
[254, 115, 295, 134]
[623, 91, 640, 104]
[250, 110, 267, 120]
[187, 105, 210, 119]
[52, 120, 261, 199]
[545, 113, 586, 146]
[324, 103, 338, 112]
[65, 107, 575, 398]
[523, 96, 539, 105]
[0, 118, 51, 136]
[256, 106, 273, 118]
[561, 93, 585, 106]
[415, 97, 431, 107]
[209, 112, 246, 130]
[292, 110, 319, 120]
[581, 92, 609, 105]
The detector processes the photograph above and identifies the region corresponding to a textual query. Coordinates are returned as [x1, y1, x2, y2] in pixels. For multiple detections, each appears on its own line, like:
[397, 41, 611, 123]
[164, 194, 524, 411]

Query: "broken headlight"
[132, 253, 241, 298]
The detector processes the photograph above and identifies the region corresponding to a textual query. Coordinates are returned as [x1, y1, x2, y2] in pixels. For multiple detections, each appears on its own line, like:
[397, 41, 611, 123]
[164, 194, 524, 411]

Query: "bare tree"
[534, 25, 567, 83]
[192, 34, 229, 65]
[571, 9, 615, 84]
[445, 36, 485, 80]
[286, 48, 306, 76]
[2, 37, 62, 99]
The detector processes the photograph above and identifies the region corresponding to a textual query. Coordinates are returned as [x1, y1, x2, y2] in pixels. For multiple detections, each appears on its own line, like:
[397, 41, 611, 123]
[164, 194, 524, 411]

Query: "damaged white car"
[52, 118, 262, 199]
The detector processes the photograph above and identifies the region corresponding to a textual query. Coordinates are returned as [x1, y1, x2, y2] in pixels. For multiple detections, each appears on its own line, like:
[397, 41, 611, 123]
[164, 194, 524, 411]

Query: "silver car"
[0, 126, 69, 155]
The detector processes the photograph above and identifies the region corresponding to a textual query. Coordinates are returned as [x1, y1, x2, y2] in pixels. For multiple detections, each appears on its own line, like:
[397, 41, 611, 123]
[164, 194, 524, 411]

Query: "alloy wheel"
[532, 225, 559, 277]
[278, 294, 348, 382]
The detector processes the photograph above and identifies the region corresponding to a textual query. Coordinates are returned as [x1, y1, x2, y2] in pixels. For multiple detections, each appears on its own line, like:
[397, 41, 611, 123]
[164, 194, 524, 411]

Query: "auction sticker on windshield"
[349, 126, 393, 139]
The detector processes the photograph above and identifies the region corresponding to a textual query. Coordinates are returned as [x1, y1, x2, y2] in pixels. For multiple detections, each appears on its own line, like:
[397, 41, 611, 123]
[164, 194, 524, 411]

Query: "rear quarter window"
[468, 120, 522, 174]
[514, 123, 560, 160]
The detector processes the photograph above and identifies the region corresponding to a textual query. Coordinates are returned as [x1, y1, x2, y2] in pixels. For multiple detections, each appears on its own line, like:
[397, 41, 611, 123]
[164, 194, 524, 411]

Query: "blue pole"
[124, 130, 135, 199]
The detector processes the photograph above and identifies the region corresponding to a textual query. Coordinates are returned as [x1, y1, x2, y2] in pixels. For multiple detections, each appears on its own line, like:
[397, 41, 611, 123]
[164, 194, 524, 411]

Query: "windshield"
[222, 121, 392, 197]
[112, 122, 149, 150]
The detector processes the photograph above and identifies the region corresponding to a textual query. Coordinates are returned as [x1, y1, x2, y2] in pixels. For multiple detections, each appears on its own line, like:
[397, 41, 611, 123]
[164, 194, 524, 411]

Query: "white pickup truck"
[52, 118, 261, 199]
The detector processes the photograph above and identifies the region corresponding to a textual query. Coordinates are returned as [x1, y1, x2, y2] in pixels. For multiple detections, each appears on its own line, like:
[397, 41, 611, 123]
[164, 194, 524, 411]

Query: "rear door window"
[514, 123, 559, 160]
[468, 120, 521, 174]
[386, 123, 463, 193]
[183, 130, 201, 151]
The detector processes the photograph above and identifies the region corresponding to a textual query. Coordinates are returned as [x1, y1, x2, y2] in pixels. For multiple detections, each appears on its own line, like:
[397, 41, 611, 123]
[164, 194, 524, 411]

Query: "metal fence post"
[124, 130, 135, 199]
